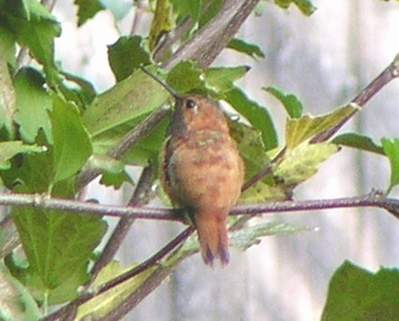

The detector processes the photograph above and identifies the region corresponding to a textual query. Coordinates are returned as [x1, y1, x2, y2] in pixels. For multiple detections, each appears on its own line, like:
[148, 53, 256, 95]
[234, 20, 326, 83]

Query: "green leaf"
[198, 0, 223, 28]
[61, 71, 97, 107]
[14, 67, 53, 143]
[167, 60, 205, 94]
[108, 36, 152, 82]
[171, 0, 202, 23]
[0, 57, 16, 135]
[205, 65, 250, 94]
[90, 155, 134, 189]
[100, 170, 132, 189]
[225, 86, 278, 150]
[273, 0, 317, 16]
[51, 95, 92, 183]
[264, 86, 303, 118]
[0, 141, 45, 170]
[122, 115, 169, 165]
[333, 133, 384, 155]
[0, 26, 16, 66]
[286, 104, 357, 149]
[227, 38, 265, 59]
[0, 0, 61, 84]
[1, 150, 54, 193]
[0, 264, 41, 321]
[83, 68, 170, 138]
[74, 0, 105, 26]
[12, 204, 107, 304]
[228, 119, 270, 180]
[149, 0, 175, 50]
[227, 120, 287, 203]
[381, 138, 399, 193]
[321, 261, 399, 321]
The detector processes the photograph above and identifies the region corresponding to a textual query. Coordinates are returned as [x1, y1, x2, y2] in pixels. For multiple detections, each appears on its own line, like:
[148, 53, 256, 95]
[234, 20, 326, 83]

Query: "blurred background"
[53, 1, 399, 320]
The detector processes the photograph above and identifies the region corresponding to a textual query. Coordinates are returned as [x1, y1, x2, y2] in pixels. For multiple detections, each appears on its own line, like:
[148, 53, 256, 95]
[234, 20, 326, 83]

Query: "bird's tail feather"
[195, 212, 229, 266]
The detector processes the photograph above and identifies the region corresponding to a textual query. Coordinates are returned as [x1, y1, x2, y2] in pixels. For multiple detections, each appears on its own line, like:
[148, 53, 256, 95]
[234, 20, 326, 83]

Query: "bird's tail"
[195, 212, 229, 266]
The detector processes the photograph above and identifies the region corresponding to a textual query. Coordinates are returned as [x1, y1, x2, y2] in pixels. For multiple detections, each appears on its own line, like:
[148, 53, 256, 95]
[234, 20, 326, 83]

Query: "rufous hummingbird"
[142, 67, 244, 266]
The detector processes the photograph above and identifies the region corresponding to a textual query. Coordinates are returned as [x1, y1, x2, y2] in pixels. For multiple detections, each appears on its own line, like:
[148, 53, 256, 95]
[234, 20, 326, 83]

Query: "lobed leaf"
[0, 0, 61, 84]
[167, 60, 205, 94]
[51, 95, 92, 183]
[14, 67, 52, 143]
[74, 0, 105, 26]
[12, 205, 107, 304]
[108, 36, 152, 82]
[0, 141, 45, 170]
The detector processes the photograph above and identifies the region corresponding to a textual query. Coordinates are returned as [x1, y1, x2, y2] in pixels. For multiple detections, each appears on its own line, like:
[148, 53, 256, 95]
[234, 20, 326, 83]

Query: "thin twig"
[90, 166, 155, 279]
[162, 0, 261, 69]
[1, 191, 399, 222]
[41, 227, 194, 321]
[312, 53, 399, 143]
[96, 228, 195, 321]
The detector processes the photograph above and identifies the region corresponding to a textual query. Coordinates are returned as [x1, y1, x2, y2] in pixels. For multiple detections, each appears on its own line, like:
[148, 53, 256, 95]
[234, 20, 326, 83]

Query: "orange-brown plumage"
[162, 95, 244, 265]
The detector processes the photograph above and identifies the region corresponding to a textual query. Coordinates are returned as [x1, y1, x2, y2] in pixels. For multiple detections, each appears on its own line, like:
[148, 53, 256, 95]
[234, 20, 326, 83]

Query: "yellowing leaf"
[75, 262, 156, 320]
[286, 104, 357, 149]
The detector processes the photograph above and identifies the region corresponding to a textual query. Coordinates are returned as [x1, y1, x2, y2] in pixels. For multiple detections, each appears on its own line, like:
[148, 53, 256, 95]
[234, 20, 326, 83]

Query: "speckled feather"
[161, 95, 244, 265]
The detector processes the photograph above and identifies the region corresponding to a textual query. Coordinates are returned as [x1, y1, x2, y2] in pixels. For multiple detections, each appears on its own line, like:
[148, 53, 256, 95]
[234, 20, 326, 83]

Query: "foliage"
[321, 261, 399, 321]
[0, 0, 398, 320]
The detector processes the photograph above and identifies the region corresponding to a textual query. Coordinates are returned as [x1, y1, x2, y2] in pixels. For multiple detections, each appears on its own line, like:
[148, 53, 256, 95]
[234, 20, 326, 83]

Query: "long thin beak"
[140, 65, 181, 100]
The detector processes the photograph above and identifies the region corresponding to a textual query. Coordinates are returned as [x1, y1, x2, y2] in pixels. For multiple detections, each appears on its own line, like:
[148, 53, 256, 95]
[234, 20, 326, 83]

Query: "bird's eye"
[185, 99, 197, 109]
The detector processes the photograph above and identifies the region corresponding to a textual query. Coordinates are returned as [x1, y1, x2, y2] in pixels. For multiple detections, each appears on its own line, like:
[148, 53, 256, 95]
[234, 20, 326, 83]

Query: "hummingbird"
[142, 67, 244, 266]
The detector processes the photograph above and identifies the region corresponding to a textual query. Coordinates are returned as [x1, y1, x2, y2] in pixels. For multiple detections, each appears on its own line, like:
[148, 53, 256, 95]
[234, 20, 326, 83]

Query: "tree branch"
[96, 228, 195, 321]
[41, 227, 194, 321]
[312, 53, 399, 143]
[1, 191, 398, 222]
[89, 166, 155, 279]
[162, 0, 261, 69]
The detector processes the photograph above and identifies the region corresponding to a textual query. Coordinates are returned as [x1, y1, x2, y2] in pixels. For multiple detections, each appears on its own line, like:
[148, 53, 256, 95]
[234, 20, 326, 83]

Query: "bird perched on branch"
[142, 67, 244, 266]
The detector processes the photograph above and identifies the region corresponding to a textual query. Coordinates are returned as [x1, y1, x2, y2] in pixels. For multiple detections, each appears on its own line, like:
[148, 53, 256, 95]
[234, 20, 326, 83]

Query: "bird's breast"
[166, 130, 244, 212]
